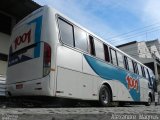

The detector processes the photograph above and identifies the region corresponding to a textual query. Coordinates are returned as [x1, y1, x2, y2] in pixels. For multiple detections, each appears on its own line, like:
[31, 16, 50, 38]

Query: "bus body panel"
[56, 46, 97, 100]
[56, 46, 83, 72]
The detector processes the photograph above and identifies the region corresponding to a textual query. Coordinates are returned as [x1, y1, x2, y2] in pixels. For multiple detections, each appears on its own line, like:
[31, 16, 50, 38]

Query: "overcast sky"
[33, 0, 160, 46]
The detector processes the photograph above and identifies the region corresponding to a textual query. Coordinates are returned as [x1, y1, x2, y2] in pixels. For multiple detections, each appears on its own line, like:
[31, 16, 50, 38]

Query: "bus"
[6, 6, 155, 107]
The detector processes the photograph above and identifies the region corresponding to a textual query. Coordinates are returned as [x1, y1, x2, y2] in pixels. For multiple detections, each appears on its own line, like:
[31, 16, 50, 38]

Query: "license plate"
[16, 84, 23, 89]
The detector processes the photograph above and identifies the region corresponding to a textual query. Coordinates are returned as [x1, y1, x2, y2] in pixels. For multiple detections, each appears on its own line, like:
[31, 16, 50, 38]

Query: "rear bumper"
[6, 75, 53, 96]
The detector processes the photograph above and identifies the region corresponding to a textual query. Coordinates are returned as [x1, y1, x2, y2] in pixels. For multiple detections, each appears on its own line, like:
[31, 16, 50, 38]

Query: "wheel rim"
[101, 88, 109, 104]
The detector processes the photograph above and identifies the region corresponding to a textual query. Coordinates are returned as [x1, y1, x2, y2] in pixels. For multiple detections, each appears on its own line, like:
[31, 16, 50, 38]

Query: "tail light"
[43, 42, 51, 76]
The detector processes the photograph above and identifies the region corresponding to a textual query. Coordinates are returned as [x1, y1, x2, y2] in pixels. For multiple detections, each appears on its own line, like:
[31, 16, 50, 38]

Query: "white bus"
[6, 6, 155, 106]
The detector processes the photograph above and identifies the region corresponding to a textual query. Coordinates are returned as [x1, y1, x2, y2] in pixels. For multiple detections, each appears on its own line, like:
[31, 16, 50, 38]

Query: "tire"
[99, 85, 111, 107]
[145, 96, 151, 106]
[118, 102, 125, 107]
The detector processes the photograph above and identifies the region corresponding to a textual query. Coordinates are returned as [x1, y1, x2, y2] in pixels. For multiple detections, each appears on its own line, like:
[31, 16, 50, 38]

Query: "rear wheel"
[99, 85, 111, 107]
[145, 96, 151, 106]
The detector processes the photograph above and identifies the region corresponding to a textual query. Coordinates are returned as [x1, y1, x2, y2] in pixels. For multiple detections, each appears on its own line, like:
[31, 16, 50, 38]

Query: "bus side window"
[117, 52, 124, 68]
[124, 56, 129, 70]
[94, 39, 104, 60]
[128, 58, 134, 73]
[74, 26, 88, 52]
[144, 68, 149, 79]
[103, 44, 110, 62]
[137, 64, 143, 76]
[110, 48, 118, 66]
[89, 35, 96, 56]
[58, 18, 74, 47]
[141, 66, 146, 78]
[133, 61, 138, 74]
[148, 69, 155, 88]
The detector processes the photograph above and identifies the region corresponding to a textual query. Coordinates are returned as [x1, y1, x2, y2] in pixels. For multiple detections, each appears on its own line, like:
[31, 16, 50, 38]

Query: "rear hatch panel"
[7, 16, 44, 84]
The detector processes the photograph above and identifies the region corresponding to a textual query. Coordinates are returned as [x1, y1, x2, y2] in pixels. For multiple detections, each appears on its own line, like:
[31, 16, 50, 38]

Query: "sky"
[33, 0, 160, 46]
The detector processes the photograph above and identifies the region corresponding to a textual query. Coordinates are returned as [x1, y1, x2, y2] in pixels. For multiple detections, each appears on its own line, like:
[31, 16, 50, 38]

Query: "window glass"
[148, 69, 154, 86]
[128, 58, 134, 72]
[110, 48, 117, 65]
[94, 39, 104, 59]
[89, 35, 95, 56]
[103, 44, 110, 62]
[58, 19, 74, 47]
[141, 66, 146, 78]
[74, 27, 88, 52]
[124, 56, 128, 70]
[133, 62, 138, 74]
[144, 68, 149, 79]
[117, 52, 124, 68]
[137, 64, 143, 76]
[148, 69, 154, 78]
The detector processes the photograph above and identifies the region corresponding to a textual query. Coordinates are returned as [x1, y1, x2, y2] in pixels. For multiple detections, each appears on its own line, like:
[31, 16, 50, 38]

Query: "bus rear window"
[8, 43, 38, 67]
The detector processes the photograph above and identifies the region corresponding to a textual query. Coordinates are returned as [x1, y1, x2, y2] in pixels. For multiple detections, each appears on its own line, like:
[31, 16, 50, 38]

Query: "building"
[0, 0, 41, 76]
[117, 39, 160, 94]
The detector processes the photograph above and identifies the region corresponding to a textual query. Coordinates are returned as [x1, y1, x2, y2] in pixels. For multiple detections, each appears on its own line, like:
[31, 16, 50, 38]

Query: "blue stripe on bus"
[28, 16, 42, 58]
[84, 54, 140, 101]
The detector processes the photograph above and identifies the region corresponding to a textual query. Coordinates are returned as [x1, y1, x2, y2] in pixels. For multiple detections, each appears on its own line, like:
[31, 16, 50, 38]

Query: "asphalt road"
[0, 104, 160, 120]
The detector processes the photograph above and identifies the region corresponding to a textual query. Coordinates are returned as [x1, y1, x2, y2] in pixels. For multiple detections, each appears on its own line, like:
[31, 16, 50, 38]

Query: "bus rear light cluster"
[43, 42, 51, 76]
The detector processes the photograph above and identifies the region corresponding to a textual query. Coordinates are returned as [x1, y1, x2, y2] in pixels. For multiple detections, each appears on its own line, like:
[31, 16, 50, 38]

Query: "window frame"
[57, 17, 75, 47]
[133, 61, 139, 74]
[137, 64, 143, 76]
[127, 58, 134, 73]
[124, 56, 129, 70]
[94, 38, 105, 60]
[141, 66, 146, 78]
[103, 44, 110, 62]
[57, 15, 90, 53]
[89, 35, 96, 56]
[110, 48, 118, 66]
[144, 68, 149, 79]
[117, 52, 125, 68]
[74, 26, 88, 52]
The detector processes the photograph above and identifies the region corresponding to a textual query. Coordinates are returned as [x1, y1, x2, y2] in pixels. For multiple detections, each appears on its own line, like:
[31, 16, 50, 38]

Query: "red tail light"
[43, 42, 51, 76]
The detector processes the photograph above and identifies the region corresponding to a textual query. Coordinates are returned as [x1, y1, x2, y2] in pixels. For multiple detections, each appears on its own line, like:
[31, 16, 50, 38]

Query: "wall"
[0, 32, 10, 75]
[118, 43, 139, 59]
[138, 42, 152, 58]
[0, 32, 10, 54]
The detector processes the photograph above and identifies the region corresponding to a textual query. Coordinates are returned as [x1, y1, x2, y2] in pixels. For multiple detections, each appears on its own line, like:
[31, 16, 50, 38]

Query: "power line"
[107, 22, 160, 39]
[111, 26, 160, 40]
[108, 28, 160, 44]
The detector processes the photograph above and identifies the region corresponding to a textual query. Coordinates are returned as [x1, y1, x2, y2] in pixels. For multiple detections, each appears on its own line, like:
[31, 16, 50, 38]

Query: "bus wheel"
[99, 85, 111, 107]
[145, 96, 151, 106]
